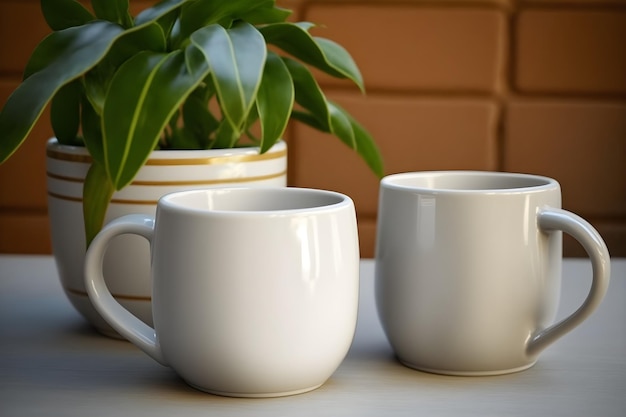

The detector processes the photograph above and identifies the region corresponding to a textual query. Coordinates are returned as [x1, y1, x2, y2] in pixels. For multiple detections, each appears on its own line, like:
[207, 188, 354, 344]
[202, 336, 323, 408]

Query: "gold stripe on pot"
[143, 149, 287, 165]
[47, 191, 83, 202]
[46, 149, 92, 163]
[47, 148, 287, 165]
[48, 192, 159, 205]
[47, 171, 84, 183]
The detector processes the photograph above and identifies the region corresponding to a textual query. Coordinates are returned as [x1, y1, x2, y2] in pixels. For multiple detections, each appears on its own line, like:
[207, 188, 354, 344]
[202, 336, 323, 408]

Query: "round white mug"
[375, 171, 611, 376]
[84, 187, 360, 397]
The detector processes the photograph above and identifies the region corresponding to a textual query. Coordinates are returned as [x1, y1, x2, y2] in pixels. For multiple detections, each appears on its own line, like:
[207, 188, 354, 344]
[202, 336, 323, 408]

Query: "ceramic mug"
[84, 187, 360, 397]
[375, 171, 611, 376]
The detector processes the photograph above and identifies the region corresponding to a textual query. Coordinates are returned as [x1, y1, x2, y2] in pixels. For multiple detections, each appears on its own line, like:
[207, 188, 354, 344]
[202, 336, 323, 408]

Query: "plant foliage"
[0, 0, 384, 245]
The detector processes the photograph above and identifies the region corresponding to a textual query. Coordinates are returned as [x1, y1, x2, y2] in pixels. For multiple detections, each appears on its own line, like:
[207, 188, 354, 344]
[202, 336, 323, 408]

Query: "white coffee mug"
[375, 171, 611, 376]
[84, 187, 360, 397]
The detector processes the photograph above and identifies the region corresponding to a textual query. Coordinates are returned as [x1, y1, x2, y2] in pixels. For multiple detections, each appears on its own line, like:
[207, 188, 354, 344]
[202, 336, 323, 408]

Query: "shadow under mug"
[375, 171, 611, 376]
[84, 187, 360, 397]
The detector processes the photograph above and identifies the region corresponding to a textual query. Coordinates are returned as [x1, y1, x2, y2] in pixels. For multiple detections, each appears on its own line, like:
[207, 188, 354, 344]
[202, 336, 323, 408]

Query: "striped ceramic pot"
[46, 138, 287, 337]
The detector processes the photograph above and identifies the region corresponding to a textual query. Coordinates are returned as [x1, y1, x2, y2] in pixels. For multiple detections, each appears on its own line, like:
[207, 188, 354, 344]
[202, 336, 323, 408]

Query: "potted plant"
[0, 0, 383, 335]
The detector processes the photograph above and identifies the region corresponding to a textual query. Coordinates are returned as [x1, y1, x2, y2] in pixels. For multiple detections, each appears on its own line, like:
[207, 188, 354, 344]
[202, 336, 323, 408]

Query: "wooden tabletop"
[1, 255, 624, 416]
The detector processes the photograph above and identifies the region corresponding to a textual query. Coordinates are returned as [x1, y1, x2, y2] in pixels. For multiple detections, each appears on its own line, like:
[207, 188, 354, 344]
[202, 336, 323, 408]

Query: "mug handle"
[527, 207, 611, 356]
[84, 214, 168, 366]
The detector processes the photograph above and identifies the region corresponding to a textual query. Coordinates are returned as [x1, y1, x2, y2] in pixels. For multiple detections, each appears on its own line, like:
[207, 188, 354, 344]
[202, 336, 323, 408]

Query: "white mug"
[375, 171, 611, 375]
[84, 187, 360, 397]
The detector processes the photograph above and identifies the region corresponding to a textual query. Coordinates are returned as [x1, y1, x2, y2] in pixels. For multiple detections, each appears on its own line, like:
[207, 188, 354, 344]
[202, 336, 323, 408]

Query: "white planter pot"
[46, 138, 287, 336]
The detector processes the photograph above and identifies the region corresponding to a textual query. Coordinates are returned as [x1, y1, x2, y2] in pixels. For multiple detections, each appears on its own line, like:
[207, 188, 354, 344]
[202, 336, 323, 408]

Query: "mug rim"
[158, 186, 353, 216]
[381, 171, 559, 194]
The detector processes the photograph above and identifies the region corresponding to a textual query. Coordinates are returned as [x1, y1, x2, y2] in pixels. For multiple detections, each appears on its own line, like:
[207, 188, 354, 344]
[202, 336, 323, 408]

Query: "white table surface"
[0, 255, 624, 417]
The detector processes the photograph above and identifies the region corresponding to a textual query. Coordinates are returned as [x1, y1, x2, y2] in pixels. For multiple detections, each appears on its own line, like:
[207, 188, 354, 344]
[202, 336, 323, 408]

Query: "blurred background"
[1, 0, 625, 258]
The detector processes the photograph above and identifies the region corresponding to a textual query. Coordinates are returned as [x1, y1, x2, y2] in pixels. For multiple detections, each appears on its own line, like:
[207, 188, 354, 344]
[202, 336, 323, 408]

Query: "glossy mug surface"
[85, 187, 360, 397]
[375, 171, 611, 375]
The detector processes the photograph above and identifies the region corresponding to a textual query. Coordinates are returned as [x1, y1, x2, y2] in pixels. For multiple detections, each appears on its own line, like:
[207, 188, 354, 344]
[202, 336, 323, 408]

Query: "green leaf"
[155, 8, 179, 40]
[81, 97, 105, 167]
[260, 22, 364, 91]
[349, 114, 384, 178]
[182, 93, 219, 144]
[24, 21, 124, 79]
[313, 37, 364, 92]
[92, 0, 133, 28]
[184, 39, 210, 79]
[328, 101, 384, 178]
[102, 49, 209, 189]
[0, 21, 124, 164]
[283, 57, 330, 130]
[167, 126, 204, 149]
[83, 162, 115, 247]
[239, 5, 291, 25]
[84, 22, 167, 116]
[191, 22, 266, 134]
[82, 69, 109, 116]
[179, 0, 274, 39]
[135, 0, 189, 26]
[291, 103, 384, 178]
[243, 105, 260, 142]
[290, 110, 328, 132]
[51, 80, 82, 145]
[108, 23, 167, 68]
[328, 101, 355, 150]
[213, 118, 239, 149]
[257, 51, 293, 153]
[41, 0, 94, 30]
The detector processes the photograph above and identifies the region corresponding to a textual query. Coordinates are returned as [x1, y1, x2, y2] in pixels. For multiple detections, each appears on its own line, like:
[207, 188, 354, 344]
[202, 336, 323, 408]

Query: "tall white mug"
[84, 187, 360, 397]
[375, 171, 611, 375]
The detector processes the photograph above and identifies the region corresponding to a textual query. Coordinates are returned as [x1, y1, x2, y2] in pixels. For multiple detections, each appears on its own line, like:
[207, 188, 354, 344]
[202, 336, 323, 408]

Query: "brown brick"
[0, 1, 177, 76]
[0, 79, 52, 209]
[563, 220, 626, 258]
[357, 218, 376, 259]
[289, 92, 500, 216]
[522, 0, 626, 4]
[303, 4, 506, 93]
[504, 100, 626, 217]
[515, 9, 626, 94]
[0, 0, 51, 74]
[0, 212, 51, 254]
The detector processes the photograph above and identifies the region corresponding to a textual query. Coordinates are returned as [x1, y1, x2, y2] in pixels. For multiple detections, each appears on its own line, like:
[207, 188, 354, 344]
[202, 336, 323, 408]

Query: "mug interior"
[161, 187, 347, 213]
[384, 171, 555, 192]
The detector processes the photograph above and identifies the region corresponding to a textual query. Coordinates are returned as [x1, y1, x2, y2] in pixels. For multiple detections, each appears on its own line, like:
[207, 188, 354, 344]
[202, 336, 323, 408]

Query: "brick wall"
[1, 0, 624, 258]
